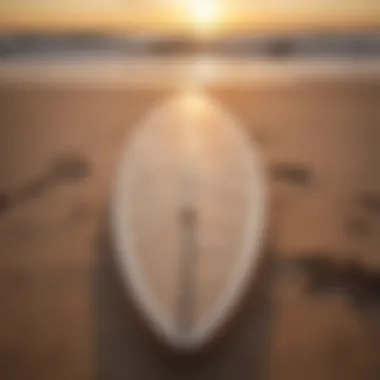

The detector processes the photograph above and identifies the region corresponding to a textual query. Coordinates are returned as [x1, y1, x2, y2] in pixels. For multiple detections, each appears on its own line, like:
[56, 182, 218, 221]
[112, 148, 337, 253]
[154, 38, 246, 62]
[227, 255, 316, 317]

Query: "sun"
[188, 0, 220, 32]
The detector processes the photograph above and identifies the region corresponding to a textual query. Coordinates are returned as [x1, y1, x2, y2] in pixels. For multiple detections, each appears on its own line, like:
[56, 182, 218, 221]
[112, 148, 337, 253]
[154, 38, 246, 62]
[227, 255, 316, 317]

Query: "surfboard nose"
[111, 92, 267, 351]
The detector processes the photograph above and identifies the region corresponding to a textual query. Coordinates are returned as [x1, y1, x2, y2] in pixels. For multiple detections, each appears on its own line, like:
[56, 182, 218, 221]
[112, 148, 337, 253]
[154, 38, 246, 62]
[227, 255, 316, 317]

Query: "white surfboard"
[111, 92, 267, 351]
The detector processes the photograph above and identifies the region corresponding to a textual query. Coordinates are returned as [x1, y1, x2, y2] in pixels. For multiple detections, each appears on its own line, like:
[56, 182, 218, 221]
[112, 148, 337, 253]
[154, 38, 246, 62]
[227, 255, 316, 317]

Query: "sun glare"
[188, 0, 220, 33]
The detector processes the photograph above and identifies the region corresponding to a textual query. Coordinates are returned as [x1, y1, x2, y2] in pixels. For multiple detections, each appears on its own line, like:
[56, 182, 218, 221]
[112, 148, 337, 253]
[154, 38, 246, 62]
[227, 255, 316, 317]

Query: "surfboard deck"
[111, 92, 267, 351]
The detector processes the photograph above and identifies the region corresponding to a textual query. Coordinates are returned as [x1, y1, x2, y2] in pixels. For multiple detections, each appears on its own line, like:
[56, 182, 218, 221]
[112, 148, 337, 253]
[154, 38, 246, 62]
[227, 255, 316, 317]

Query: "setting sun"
[188, 0, 220, 33]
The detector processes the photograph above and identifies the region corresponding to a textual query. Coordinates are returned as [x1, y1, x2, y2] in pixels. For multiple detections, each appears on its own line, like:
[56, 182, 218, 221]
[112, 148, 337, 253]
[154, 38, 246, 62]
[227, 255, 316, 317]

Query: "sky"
[1, 0, 377, 11]
[0, 0, 379, 33]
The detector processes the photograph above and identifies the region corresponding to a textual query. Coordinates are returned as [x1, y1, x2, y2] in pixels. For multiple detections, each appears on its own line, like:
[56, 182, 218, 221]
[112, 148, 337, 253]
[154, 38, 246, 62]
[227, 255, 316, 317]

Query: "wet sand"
[0, 65, 379, 379]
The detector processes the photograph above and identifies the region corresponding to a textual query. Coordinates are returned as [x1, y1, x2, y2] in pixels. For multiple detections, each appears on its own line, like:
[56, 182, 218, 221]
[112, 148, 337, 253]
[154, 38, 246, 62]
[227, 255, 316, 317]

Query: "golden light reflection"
[191, 57, 219, 83]
[181, 90, 207, 115]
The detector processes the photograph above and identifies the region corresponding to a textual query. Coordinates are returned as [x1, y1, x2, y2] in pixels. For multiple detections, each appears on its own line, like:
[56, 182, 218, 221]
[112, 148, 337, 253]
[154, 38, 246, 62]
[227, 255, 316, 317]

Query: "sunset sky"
[0, 0, 379, 34]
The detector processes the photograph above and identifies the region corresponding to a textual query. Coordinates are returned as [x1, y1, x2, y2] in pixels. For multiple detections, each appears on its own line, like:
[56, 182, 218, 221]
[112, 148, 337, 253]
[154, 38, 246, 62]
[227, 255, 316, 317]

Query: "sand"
[0, 69, 379, 379]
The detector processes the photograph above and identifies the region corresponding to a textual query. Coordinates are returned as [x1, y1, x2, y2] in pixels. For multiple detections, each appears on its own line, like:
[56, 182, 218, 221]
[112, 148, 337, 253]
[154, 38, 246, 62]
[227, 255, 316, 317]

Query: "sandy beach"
[0, 57, 379, 379]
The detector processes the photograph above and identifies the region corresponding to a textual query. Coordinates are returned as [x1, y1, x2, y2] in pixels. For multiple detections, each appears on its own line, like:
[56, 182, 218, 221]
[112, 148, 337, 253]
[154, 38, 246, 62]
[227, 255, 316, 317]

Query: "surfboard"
[111, 92, 267, 351]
